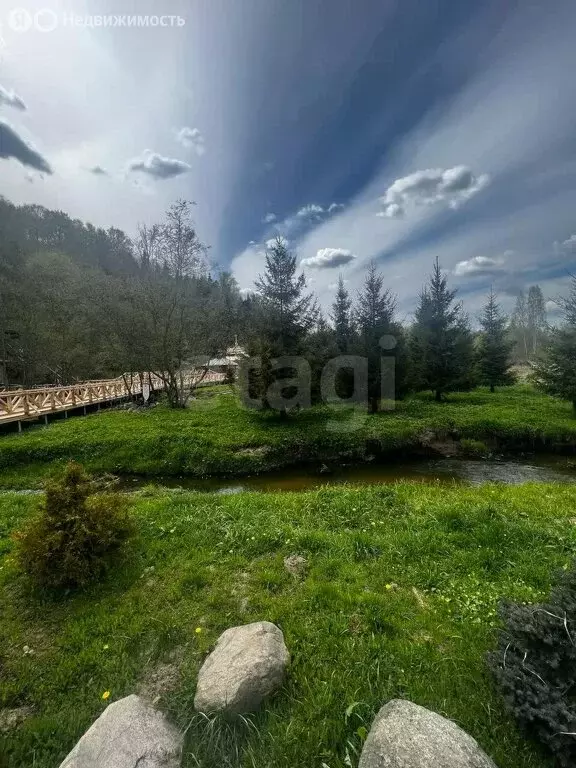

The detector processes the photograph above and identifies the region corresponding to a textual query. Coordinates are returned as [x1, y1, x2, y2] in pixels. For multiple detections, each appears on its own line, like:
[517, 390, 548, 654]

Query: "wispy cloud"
[127, 149, 191, 180]
[176, 126, 206, 156]
[0, 119, 52, 174]
[89, 165, 108, 176]
[0, 84, 26, 111]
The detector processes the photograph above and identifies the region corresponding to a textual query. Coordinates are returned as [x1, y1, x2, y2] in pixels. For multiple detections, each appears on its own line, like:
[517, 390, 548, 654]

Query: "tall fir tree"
[534, 276, 576, 412]
[329, 275, 356, 399]
[356, 261, 408, 413]
[251, 237, 318, 411]
[477, 288, 515, 392]
[410, 258, 475, 401]
[331, 274, 353, 354]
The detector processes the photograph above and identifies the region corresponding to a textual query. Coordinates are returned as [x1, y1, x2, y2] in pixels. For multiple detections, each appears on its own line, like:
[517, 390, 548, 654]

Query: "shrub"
[460, 438, 489, 457]
[487, 563, 576, 767]
[16, 462, 134, 590]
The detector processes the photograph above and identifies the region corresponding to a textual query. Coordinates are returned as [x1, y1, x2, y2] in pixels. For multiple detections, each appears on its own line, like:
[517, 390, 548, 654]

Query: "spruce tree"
[410, 258, 474, 401]
[535, 276, 576, 412]
[329, 275, 355, 400]
[477, 288, 515, 393]
[252, 237, 318, 411]
[356, 261, 407, 413]
[331, 275, 353, 354]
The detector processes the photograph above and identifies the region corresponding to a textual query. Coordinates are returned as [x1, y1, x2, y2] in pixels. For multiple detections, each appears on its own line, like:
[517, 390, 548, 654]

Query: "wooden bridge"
[0, 370, 225, 429]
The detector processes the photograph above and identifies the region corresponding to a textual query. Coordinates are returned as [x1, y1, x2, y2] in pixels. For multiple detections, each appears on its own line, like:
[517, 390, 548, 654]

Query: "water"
[118, 455, 576, 494]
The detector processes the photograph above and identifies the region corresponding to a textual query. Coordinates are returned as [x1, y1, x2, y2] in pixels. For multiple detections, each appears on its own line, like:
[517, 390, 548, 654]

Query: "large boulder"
[194, 621, 289, 714]
[59, 694, 182, 768]
[359, 699, 497, 768]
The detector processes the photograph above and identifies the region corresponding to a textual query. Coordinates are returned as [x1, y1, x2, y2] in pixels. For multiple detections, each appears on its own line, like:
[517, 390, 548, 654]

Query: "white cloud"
[453, 255, 506, 277]
[0, 84, 26, 111]
[301, 247, 357, 269]
[555, 234, 576, 253]
[127, 150, 191, 180]
[377, 165, 489, 218]
[296, 202, 344, 220]
[262, 212, 276, 223]
[296, 203, 325, 219]
[176, 126, 206, 156]
[89, 165, 108, 176]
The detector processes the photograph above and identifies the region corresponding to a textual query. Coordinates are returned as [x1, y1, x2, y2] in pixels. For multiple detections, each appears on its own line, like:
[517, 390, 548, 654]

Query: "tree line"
[0, 196, 574, 411]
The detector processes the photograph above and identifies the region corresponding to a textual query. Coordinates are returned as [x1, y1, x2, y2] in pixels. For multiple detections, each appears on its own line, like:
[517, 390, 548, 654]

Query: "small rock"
[0, 706, 34, 733]
[194, 621, 289, 714]
[59, 694, 182, 768]
[283, 554, 308, 577]
[359, 699, 497, 768]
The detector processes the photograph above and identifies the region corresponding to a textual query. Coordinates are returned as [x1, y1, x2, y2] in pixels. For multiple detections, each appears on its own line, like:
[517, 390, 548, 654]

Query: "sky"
[1, 0, 576, 320]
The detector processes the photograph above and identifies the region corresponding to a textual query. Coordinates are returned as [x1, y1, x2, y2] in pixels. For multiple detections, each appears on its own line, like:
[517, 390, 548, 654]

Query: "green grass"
[2, 481, 576, 767]
[0, 385, 575, 488]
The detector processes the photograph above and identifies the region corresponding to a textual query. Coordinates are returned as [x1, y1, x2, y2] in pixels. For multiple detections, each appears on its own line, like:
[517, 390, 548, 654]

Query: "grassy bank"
[0, 386, 575, 488]
[2, 482, 576, 767]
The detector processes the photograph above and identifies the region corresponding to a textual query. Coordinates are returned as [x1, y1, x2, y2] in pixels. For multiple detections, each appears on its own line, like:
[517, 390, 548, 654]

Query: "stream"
[117, 455, 576, 493]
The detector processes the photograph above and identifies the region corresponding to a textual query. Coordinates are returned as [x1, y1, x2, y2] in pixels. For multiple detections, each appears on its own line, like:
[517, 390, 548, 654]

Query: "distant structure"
[208, 336, 247, 374]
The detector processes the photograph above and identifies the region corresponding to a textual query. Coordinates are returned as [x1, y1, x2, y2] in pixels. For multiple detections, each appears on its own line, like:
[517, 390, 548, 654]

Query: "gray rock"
[194, 621, 289, 714]
[359, 700, 497, 768]
[59, 694, 182, 768]
[283, 553, 308, 577]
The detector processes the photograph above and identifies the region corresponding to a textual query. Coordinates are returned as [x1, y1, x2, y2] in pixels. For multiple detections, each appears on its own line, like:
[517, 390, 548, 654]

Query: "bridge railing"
[0, 369, 227, 424]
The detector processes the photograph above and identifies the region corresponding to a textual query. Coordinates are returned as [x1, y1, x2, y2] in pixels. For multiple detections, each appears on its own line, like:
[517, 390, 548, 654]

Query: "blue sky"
[1, 0, 576, 317]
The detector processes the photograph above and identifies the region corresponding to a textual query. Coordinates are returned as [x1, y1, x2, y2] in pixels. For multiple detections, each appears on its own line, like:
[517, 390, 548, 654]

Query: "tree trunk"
[369, 395, 379, 414]
[434, 389, 442, 402]
[490, 383, 495, 393]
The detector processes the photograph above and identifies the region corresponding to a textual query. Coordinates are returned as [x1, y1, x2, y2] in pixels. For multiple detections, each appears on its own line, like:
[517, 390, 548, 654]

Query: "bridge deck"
[0, 371, 225, 425]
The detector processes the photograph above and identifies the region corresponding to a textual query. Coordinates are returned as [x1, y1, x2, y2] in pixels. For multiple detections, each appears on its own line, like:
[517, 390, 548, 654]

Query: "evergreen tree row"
[249, 239, 523, 414]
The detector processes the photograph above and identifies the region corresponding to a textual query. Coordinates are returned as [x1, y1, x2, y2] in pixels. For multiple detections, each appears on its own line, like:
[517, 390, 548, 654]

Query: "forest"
[0, 196, 574, 412]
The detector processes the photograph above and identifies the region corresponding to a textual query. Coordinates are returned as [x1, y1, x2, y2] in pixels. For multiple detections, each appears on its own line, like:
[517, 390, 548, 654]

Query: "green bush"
[487, 563, 576, 767]
[16, 462, 134, 590]
[460, 438, 489, 457]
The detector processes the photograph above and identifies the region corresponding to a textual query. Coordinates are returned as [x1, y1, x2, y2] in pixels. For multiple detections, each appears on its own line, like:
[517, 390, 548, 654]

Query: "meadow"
[1, 481, 576, 767]
[0, 385, 575, 488]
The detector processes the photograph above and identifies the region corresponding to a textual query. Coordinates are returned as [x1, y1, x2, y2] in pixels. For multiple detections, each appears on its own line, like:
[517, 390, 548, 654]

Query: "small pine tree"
[477, 288, 515, 393]
[534, 276, 576, 412]
[356, 262, 408, 413]
[410, 258, 475, 401]
[17, 462, 134, 590]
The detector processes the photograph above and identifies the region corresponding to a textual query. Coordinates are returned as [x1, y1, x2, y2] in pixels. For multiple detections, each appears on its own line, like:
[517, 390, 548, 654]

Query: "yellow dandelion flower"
[195, 627, 202, 634]
[102, 690, 111, 700]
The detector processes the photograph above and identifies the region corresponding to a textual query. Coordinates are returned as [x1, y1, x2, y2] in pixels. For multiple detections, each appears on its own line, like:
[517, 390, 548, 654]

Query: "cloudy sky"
[1, 0, 576, 317]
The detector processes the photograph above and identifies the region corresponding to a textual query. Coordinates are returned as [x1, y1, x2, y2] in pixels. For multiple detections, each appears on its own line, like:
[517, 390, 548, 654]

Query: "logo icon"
[8, 7, 33, 32]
